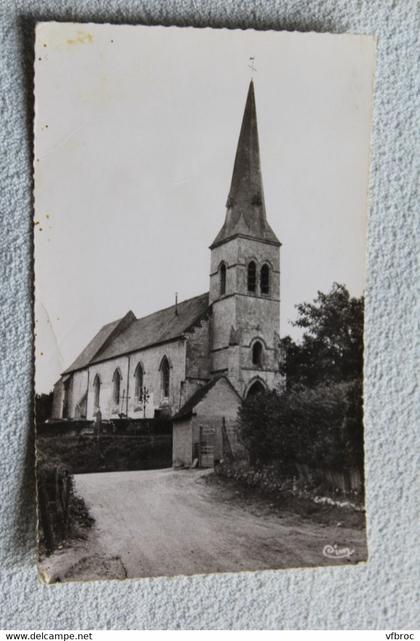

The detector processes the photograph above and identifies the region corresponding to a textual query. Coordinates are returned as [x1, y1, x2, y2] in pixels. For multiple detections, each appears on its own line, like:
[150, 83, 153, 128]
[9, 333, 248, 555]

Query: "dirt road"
[55, 467, 367, 580]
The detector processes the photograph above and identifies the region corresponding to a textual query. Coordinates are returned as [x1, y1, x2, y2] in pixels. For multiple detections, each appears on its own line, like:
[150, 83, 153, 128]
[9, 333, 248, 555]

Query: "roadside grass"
[201, 471, 366, 530]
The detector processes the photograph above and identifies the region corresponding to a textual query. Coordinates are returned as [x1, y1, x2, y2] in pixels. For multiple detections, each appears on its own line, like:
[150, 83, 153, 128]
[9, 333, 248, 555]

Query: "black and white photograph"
[34, 23, 375, 582]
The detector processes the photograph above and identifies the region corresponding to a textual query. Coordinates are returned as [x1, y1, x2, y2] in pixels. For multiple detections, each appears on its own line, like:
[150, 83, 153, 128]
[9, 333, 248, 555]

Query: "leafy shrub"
[280, 284, 363, 388]
[37, 461, 94, 555]
[36, 434, 172, 474]
[238, 379, 363, 472]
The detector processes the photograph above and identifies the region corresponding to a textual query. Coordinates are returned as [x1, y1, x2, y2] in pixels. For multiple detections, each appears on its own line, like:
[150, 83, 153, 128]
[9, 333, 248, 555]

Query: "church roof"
[63, 311, 136, 374]
[63, 292, 209, 374]
[210, 80, 280, 249]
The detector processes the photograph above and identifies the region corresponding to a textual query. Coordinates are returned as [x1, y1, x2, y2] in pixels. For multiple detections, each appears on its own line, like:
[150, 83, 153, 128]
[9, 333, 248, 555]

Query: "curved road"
[67, 468, 367, 580]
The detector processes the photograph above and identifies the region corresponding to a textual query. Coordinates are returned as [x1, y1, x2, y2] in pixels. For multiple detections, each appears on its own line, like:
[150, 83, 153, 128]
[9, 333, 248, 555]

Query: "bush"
[280, 284, 364, 388]
[37, 462, 93, 555]
[238, 379, 363, 472]
[36, 433, 173, 474]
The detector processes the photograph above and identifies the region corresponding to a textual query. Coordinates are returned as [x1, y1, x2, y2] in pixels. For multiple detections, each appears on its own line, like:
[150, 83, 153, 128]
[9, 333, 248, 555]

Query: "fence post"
[38, 481, 54, 556]
[60, 471, 71, 538]
[54, 466, 65, 541]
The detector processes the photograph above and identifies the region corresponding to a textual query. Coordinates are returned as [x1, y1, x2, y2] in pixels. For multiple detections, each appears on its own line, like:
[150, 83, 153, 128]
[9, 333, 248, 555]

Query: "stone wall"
[51, 379, 64, 419]
[208, 233, 283, 396]
[210, 295, 236, 356]
[172, 377, 243, 468]
[124, 339, 187, 418]
[86, 354, 130, 420]
[209, 237, 241, 304]
[237, 236, 280, 293]
[185, 315, 211, 383]
[71, 369, 89, 417]
[60, 338, 188, 421]
[193, 378, 243, 460]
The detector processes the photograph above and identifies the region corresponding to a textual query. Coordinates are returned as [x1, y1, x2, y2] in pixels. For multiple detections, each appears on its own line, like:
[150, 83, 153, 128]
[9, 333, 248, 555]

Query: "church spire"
[210, 80, 280, 249]
[226, 80, 264, 215]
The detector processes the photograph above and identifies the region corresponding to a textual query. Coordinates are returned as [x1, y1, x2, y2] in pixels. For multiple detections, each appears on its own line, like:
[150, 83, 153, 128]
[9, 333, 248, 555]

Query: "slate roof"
[173, 375, 240, 420]
[211, 80, 280, 249]
[63, 292, 209, 374]
[63, 316, 127, 374]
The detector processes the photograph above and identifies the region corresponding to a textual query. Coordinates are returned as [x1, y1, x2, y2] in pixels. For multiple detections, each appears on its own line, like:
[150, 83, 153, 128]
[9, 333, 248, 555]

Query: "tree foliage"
[238, 283, 364, 473]
[238, 380, 363, 471]
[35, 392, 53, 427]
[280, 283, 363, 388]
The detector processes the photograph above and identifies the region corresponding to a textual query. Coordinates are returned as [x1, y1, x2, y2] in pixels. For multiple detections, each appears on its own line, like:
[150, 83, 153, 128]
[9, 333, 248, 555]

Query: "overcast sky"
[34, 23, 375, 393]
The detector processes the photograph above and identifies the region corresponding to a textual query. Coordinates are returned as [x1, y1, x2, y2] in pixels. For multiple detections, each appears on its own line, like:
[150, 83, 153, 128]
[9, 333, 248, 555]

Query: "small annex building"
[172, 376, 243, 467]
[51, 80, 284, 467]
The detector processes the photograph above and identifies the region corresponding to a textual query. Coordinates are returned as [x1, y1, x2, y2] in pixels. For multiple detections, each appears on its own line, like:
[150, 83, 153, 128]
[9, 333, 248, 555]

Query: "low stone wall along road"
[70, 468, 366, 579]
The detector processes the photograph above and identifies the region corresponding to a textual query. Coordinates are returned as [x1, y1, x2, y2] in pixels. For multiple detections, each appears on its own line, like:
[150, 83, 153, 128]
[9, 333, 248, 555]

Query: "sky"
[34, 23, 375, 393]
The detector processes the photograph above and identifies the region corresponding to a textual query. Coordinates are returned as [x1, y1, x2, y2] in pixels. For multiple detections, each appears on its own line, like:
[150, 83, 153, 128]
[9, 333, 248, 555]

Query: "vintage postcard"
[34, 23, 375, 582]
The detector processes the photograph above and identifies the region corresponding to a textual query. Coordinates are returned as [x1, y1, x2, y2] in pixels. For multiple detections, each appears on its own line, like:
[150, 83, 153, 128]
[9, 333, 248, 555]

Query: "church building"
[51, 81, 284, 465]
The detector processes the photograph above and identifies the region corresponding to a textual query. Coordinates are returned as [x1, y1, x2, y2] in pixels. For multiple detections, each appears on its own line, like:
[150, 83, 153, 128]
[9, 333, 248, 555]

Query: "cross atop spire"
[248, 56, 257, 75]
[210, 81, 280, 249]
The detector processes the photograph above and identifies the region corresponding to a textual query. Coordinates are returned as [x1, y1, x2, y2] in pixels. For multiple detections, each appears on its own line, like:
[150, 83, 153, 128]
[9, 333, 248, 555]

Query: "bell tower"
[209, 81, 284, 397]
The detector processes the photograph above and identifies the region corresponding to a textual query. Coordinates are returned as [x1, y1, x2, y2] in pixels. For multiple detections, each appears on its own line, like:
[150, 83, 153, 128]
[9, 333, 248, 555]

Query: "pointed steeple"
[210, 81, 280, 249]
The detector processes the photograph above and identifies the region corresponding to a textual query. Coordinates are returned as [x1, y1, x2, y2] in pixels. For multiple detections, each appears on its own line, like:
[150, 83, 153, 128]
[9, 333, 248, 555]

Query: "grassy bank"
[36, 433, 172, 475]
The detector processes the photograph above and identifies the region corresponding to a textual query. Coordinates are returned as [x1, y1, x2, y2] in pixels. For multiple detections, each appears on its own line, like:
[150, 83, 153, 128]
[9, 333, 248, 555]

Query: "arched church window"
[260, 264, 270, 294]
[252, 340, 263, 367]
[219, 262, 226, 296]
[134, 363, 144, 401]
[160, 356, 170, 398]
[247, 380, 266, 398]
[93, 374, 101, 408]
[112, 369, 122, 405]
[247, 261, 256, 292]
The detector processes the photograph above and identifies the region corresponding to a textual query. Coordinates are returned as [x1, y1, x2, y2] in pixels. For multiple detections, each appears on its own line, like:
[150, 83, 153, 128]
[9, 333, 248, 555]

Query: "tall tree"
[281, 283, 363, 388]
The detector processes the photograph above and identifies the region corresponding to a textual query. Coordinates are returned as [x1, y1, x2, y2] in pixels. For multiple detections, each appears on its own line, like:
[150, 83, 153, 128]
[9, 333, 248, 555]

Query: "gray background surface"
[0, 0, 418, 630]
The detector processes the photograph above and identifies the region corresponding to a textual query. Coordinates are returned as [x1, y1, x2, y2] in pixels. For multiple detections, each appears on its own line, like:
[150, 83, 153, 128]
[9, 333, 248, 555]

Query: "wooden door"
[199, 425, 215, 468]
